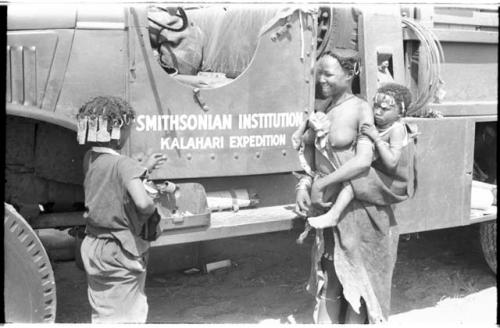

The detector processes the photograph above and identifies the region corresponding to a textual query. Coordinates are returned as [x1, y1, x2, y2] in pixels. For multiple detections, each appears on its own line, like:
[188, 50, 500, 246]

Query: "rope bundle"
[402, 17, 445, 116]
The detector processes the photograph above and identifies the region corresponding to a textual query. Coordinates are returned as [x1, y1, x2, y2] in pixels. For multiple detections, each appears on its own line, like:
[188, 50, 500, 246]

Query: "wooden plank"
[430, 101, 497, 117]
[152, 204, 299, 247]
[434, 5, 498, 12]
[403, 28, 498, 43]
[466, 115, 498, 123]
[30, 204, 299, 240]
[433, 13, 498, 27]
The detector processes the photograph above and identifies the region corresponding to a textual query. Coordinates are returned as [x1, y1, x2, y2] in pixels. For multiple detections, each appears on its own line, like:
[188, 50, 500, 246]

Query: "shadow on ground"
[53, 224, 496, 323]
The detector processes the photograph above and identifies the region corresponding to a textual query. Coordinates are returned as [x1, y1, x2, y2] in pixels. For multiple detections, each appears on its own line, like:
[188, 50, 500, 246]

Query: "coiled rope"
[401, 16, 445, 116]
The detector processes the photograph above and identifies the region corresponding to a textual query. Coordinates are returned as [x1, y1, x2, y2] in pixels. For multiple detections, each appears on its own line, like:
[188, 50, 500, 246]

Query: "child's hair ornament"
[77, 113, 132, 145]
[374, 92, 396, 109]
[76, 96, 137, 145]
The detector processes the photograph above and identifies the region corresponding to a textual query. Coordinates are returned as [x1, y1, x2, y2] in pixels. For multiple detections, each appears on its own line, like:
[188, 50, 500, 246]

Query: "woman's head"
[373, 83, 412, 127]
[77, 96, 136, 149]
[316, 48, 360, 98]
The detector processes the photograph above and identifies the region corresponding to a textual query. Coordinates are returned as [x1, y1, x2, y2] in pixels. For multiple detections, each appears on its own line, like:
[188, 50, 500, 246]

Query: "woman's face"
[316, 55, 352, 98]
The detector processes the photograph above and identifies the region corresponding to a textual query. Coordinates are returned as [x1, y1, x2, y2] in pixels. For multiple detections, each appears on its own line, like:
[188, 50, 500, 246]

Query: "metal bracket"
[193, 88, 210, 112]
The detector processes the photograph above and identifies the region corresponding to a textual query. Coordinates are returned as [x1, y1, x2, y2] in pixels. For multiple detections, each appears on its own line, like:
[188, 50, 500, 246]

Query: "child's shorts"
[81, 235, 149, 323]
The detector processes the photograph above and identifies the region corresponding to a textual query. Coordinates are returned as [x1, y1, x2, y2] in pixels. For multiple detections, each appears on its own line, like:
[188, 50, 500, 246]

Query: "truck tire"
[4, 203, 57, 323]
[317, 6, 360, 58]
[479, 221, 497, 274]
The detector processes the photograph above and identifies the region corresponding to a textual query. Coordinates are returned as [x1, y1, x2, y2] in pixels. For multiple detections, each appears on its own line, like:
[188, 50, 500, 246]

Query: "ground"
[53, 224, 497, 324]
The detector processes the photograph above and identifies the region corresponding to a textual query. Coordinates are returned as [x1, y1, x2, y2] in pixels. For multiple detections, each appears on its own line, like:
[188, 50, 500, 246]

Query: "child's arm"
[126, 179, 156, 217]
[128, 153, 167, 217]
[361, 123, 405, 170]
[119, 155, 165, 220]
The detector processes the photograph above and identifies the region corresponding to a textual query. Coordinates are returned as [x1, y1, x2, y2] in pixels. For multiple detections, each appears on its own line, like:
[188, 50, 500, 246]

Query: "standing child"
[77, 96, 165, 323]
[308, 83, 417, 228]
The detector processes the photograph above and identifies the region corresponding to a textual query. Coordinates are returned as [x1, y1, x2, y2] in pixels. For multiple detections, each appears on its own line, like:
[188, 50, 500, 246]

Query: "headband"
[374, 92, 405, 115]
[77, 113, 132, 145]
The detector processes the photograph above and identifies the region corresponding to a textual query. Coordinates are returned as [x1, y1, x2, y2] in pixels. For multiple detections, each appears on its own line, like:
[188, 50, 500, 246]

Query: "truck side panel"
[127, 7, 313, 179]
[395, 117, 475, 234]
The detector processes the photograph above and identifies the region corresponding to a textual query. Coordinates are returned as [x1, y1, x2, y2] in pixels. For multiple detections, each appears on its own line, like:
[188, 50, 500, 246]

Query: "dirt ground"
[53, 224, 497, 324]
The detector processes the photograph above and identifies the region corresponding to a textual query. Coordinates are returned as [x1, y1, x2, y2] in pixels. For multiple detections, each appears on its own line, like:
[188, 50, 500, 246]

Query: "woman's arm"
[314, 139, 373, 191]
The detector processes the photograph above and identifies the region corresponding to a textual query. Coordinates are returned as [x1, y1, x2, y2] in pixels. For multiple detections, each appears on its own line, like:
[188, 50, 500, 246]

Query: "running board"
[152, 204, 300, 247]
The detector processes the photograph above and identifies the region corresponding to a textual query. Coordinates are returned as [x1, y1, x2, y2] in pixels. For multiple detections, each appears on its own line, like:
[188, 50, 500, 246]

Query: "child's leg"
[308, 183, 354, 229]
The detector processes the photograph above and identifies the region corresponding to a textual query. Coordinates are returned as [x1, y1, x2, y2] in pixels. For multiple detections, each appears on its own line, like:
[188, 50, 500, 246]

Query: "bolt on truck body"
[4, 4, 497, 322]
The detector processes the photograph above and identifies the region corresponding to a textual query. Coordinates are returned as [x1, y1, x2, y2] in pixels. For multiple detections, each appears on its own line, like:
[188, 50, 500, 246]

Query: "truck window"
[147, 6, 280, 89]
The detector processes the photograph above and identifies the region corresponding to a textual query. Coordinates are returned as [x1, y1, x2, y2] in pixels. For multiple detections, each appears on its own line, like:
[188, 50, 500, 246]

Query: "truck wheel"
[4, 203, 57, 322]
[317, 6, 359, 58]
[479, 221, 497, 274]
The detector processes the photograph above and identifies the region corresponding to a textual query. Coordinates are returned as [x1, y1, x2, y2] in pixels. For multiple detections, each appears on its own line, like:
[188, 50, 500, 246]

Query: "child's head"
[77, 96, 136, 149]
[373, 83, 412, 128]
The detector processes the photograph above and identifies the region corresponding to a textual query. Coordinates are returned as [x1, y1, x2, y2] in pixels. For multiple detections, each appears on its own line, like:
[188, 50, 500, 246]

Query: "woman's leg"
[308, 183, 354, 229]
[314, 254, 344, 323]
[344, 299, 368, 324]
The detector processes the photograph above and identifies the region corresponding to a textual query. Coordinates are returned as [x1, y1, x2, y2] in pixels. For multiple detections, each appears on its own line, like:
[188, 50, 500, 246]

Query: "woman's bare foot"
[308, 210, 340, 229]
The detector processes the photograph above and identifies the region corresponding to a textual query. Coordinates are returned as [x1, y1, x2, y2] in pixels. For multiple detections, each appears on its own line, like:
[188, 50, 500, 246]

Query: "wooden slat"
[403, 28, 498, 43]
[30, 204, 300, 243]
[435, 5, 498, 12]
[433, 12, 498, 28]
[430, 101, 497, 117]
[466, 115, 498, 123]
[152, 204, 299, 247]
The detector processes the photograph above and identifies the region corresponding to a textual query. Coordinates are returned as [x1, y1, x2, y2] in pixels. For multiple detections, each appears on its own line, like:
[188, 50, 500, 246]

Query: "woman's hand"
[309, 112, 330, 136]
[291, 129, 303, 150]
[295, 188, 311, 217]
[360, 123, 379, 141]
[310, 178, 332, 209]
[145, 153, 167, 173]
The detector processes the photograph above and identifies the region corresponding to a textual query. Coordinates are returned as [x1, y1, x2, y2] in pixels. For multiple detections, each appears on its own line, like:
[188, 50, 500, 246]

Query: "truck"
[4, 4, 497, 323]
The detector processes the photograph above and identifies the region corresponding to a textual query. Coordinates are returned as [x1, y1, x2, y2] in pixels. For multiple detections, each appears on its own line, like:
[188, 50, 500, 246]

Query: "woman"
[295, 49, 399, 324]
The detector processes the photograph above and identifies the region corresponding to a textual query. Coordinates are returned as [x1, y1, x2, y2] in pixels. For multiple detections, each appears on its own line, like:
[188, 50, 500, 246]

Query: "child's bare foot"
[308, 210, 340, 229]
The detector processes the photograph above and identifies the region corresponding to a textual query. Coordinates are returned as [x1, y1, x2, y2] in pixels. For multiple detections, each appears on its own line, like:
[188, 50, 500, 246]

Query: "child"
[307, 83, 416, 229]
[77, 96, 165, 323]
